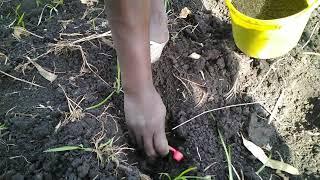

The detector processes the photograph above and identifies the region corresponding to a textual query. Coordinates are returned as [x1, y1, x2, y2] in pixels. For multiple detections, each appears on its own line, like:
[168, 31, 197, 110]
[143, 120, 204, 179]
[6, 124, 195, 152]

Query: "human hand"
[124, 86, 169, 158]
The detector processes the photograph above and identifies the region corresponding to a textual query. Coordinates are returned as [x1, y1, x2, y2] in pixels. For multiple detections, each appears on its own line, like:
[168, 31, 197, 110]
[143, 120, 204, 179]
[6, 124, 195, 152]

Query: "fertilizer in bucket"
[226, 0, 319, 59]
[232, 0, 308, 19]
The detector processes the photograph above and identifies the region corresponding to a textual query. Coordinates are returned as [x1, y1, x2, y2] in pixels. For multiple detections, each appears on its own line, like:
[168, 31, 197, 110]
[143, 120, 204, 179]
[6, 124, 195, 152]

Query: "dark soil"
[1, 0, 319, 180]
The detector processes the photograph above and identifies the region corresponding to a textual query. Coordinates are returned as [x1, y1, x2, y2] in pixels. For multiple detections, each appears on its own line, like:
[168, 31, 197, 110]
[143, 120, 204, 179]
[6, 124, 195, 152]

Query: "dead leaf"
[13, 26, 30, 39]
[179, 7, 191, 18]
[27, 58, 57, 82]
[13, 27, 43, 40]
[189, 52, 201, 60]
[242, 136, 300, 175]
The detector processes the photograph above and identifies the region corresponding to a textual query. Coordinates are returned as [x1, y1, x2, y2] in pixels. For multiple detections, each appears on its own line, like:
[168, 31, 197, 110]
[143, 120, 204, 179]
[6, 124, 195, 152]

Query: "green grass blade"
[116, 60, 121, 94]
[44, 145, 82, 152]
[180, 176, 212, 180]
[86, 90, 115, 110]
[175, 167, 197, 179]
[15, 4, 21, 14]
[0, 123, 7, 131]
[218, 130, 233, 180]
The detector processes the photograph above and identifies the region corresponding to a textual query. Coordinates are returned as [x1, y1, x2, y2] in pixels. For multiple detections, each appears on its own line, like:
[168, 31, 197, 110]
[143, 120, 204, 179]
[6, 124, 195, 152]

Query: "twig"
[178, 75, 206, 87]
[72, 31, 111, 44]
[259, 103, 280, 122]
[204, 162, 217, 172]
[268, 90, 284, 124]
[9, 155, 31, 164]
[5, 106, 16, 116]
[303, 52, 320, 56]
[0, 52, 8, 64]
[231, 164, 241, 180]
[194, 90, 207, 108]
[196, 146, 202, 161]
[225, 75, 239, 101]
[172, 101, 263, 130]
[306, 131, 320, 136]
[171, 25, 194, 41]
[13, 27, 44, 39]
[173, 73, 192, 95]
[302, 22, 319, 49]
[0, 70, 44, 88]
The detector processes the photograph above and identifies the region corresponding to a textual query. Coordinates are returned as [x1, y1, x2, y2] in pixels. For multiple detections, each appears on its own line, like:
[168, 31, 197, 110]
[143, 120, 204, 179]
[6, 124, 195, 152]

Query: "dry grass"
[19, 31, 113, 87]
[55, 84, 85, 132]
[59, 84, 85, 122]
[91, 132, 133, 167]
[0, 70, 44, 88]
[225, 77, 239, 101]
[49, 31, 111, 80]
[172, 101, 264, 130]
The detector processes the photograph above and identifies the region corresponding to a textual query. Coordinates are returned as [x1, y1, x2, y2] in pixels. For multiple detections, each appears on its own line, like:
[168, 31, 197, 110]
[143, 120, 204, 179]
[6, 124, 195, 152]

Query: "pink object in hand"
[169, 146, 184, 162]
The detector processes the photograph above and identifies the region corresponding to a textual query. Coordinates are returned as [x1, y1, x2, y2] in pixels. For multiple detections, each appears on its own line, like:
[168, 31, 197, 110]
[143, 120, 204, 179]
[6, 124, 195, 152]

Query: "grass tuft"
[44, 133, 133, 166]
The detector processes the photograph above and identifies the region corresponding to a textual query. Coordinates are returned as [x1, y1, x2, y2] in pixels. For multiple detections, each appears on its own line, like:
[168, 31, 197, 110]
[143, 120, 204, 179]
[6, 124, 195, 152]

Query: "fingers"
[131, 129, 169, 158]
[143, 133, 157, 158]
[154, 127, 169, 156]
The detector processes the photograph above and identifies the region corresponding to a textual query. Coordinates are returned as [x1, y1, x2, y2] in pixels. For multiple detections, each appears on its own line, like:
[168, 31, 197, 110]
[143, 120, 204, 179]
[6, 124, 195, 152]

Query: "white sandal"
[150, 40, 168, 63]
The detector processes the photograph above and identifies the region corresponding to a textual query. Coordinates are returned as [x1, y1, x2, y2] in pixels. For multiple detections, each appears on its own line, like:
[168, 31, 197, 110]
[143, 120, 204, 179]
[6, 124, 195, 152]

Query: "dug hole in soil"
[0, 0, 320, 179]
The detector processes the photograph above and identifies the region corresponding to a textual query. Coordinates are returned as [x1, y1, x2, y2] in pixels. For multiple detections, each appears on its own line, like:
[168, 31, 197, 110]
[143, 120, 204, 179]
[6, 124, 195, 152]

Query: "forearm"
[105, 0, 153, 94]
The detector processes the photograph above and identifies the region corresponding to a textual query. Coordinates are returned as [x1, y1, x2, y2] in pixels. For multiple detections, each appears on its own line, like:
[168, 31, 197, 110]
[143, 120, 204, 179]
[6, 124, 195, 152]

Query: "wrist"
[123, 80, 156, 97]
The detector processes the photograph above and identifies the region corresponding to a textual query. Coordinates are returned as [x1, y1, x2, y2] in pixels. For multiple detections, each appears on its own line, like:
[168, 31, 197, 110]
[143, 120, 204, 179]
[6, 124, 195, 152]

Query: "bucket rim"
[226, 0, 319, 24]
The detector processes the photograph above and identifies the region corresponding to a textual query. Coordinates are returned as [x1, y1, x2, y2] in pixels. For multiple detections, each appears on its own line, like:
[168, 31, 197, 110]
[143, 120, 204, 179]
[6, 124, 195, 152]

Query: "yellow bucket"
[226, 0, 320, 59]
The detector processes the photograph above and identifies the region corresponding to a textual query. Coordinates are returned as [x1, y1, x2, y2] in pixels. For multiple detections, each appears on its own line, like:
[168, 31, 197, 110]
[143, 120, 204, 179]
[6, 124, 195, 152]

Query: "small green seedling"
[0, 123, 7, 131]
[14, 4, 25, 28]
[86, 90, 115, 110]
[44, 136, 132, 166]
[86, 60, 121, 110]
[38, 0, 64, 25]
[160, 167, 211, 180]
